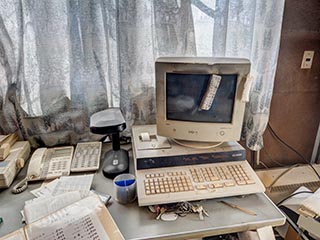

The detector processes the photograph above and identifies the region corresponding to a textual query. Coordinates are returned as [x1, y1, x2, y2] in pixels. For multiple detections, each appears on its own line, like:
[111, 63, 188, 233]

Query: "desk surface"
[0, 144, 285, 239]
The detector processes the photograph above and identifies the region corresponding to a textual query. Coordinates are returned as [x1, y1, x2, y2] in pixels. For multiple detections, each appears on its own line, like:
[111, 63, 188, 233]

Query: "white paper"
[301, 187, 320, 216]
[274, 186, 315, 238]
[24, 191, 82, 224]
[0, 229, 26, 240]
[279, 186, 313, 213]
[241, 75, 253, 102]
[30, 178, 59, 198]
[25, 195, 109, 240]
[51, 174, 94, 198]
[27, 212, 108, 240]
[20, 210, 25, 223]
[2, 236, 24, 240]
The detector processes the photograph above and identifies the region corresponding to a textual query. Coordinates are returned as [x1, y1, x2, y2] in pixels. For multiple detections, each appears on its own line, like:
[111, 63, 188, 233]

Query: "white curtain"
[0, 0, 285, 149]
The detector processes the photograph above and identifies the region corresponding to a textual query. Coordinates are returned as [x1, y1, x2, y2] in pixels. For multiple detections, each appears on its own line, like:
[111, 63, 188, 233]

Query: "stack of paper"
[30, 174, 94, 198]
[1, 174, 125, 240]
[21, 174, 94, 223]
[0, 195, 124, 240]
[23, 191, 82, 224]
[299, 188, 320, 218]
[278, 186, 313, 213]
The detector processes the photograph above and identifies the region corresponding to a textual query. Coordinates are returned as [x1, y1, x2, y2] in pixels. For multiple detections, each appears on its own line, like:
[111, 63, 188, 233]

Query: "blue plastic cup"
[113, 174, 136, 204]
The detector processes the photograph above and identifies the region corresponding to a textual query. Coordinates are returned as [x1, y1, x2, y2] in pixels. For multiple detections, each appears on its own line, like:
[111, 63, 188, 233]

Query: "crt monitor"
[156, 57, 250, 144]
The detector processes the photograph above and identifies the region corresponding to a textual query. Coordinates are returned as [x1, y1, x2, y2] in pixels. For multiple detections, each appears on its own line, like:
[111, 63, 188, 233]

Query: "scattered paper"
[279, 186, 313, 213]
[27, 212, 109, 240]
[30, 179, 59, 198]
[0, 228, 26, 240]
[51, 174, 94, 198]
[23, 191, 82, 224]
[276, 186, 315, 238]
[25, 195, 110, 240]
[300, 187, 320, 217]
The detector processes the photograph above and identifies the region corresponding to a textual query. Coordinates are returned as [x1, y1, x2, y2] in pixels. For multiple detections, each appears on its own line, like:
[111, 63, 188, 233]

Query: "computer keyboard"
[136, 160, 265, 206]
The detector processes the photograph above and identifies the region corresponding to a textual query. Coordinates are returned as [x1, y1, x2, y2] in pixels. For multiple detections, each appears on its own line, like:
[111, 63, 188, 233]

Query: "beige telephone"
[12, 146, 74, 193]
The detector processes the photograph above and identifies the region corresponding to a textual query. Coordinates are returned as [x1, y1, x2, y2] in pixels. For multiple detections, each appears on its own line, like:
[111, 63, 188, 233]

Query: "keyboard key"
[196, 185, 207, 190]
[225, 182, 235, 187]
[237, 180, 246, 185]
[213, 183, 223, 188]
[246, 179, 255, 184]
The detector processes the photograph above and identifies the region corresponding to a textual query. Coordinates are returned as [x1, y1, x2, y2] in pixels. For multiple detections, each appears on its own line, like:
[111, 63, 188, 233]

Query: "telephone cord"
[12, 177, 29, 194]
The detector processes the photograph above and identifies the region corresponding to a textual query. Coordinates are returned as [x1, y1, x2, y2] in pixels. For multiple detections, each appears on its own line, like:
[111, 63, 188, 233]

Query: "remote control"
[71, 142, 102, 172]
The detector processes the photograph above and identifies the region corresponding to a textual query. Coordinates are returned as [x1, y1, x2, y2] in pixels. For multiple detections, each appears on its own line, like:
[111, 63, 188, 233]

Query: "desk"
[0, 144, 285, 239]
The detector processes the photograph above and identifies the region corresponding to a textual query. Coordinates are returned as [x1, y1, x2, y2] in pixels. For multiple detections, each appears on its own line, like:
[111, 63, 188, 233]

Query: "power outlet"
[301, 50, 314, 69]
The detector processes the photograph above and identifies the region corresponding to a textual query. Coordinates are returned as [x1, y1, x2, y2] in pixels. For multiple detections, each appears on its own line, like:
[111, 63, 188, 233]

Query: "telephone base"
[0, 141, 30, 188]
[102, 149, 129, 179]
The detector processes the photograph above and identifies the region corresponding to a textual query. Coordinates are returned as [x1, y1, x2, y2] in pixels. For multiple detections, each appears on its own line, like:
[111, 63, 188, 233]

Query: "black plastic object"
[90, 108, 129, 179]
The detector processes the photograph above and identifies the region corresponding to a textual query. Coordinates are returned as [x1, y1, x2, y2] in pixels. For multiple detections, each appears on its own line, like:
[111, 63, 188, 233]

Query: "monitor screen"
[166, 73, 237, 123]
[156, 57, 250, 143]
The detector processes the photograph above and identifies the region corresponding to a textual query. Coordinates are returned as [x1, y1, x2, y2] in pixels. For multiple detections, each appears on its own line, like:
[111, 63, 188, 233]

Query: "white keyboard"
[136, 160, 265, 206]
[71, 142, 102, 172]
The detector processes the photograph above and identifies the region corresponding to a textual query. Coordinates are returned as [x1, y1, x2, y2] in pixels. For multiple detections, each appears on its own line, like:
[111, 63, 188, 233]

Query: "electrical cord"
[12, 177, 29, 194]
[267, 123, 320, 180]
[279, 206, 310, 240]
[267, 163, 302, 189]
[276, 189, 314, 240]
[277, 191, 312, 240]
[264, 148, 286, 167]
[276, 190, 313, 206]
[259, 161, 269, 169]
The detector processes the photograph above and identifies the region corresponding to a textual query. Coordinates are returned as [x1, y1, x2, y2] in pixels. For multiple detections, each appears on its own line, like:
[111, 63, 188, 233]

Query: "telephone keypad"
[71, 142, 101, 172]
[44, 147, 74, 180]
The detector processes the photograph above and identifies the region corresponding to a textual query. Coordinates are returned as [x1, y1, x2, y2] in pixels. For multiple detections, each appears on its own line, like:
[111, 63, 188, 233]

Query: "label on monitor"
[199, 74, 222, 111]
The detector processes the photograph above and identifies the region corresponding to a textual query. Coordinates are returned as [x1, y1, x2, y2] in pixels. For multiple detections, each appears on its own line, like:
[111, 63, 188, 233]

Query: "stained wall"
[257, 0, 320, 167]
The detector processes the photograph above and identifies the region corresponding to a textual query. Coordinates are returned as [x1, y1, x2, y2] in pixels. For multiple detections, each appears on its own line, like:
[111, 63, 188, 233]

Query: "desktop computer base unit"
[132, 125, 265, 206]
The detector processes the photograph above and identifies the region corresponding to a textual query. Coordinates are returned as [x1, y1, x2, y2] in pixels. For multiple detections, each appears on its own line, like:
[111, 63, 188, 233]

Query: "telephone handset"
[26, 148, 47, 181]
[12, 146, 74, 193]
[27, 146, 74, 181]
